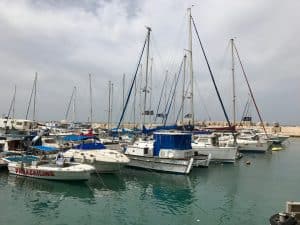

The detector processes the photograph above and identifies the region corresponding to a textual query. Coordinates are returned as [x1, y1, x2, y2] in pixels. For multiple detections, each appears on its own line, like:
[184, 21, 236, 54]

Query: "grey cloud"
[0, 0, 299, 125]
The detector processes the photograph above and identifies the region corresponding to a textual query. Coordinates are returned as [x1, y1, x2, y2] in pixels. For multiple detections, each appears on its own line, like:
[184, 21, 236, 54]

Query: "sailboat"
[116, 25, 208, 174]
[63, 135, 130, 173]
[174, 9, 239, 162]
[225, 39, 273, 152]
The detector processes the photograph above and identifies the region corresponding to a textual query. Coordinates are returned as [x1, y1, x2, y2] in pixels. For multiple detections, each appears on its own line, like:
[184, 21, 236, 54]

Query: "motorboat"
[219, 132, 271, 153]
[238, 128, 289, 144]
[0, 151, 23, 168]
[192, 134, 238, 163]
[4, 155, 94, 181]
[63, 135, 129, 173]
[124, 131, 210, 174]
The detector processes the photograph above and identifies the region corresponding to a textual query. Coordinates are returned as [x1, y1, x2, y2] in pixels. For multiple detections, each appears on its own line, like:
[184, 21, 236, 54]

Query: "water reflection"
[121, 169, 194, 215]
[88, 173, 126, 194]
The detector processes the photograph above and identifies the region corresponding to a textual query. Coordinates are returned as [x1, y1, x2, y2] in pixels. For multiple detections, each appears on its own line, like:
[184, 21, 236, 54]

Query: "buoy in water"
[246, 161, 251, 165]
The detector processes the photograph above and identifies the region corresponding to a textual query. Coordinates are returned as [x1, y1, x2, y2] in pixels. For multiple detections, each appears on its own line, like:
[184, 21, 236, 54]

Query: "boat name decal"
[15, 168, 55, 176]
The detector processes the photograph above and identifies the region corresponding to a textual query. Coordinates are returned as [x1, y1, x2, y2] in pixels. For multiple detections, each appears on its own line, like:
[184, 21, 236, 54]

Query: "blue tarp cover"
[63, 135, 96, 142]
[153, 133, 192, 156]
[75, 142, 106, 150]
[33, 145, 58, 152]
[142, 124, 177, 135]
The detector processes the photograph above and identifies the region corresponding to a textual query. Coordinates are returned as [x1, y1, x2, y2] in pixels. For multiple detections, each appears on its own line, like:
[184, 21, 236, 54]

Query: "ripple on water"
[0, 139, 300, 225]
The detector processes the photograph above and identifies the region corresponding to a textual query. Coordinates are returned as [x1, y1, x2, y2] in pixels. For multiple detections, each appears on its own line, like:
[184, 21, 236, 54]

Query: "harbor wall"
[92, 121, 300, 137]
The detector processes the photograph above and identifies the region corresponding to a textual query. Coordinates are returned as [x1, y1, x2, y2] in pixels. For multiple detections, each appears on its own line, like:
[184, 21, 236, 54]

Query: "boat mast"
[73, 86, 77, 122]
[107, 81, 111, 130]
[26, 73, 37, 121]
[5, 85, 17, 131]
[139, 64, 143, 126]
[89, 73, 93, 125]
[116, 30, 148, 131]
[133, 78, 137, 128]
[122, 73, 125, 109]
[149, 57, 153, 120]
[143, 26, 151, 125]
[65, 86, 76, 121]
[233, 42, 268, 136]
[33, 72, 37, 121]
[231, 38, 236, 125]
[181, 54, 187, 125]
[111, 82, 114, 128]
[12, 85, 16, 119]
[188, 8, 194, 126]
[164, 70, 168, 121]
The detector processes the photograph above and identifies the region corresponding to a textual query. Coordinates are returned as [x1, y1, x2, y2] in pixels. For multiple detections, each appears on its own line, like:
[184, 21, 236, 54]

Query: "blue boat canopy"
[63, 135, 97, 142]
[142, 124, 177, 135]
[32, 145, 58, 152]
[153, 132, 192, 156]
[75, 142, 106, 150]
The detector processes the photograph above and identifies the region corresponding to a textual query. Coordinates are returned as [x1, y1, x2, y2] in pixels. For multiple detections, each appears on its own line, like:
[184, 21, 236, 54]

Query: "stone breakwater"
[93, 122, 300, 137]
[265, 126, 300, 137]
[235, 125, 300, 137]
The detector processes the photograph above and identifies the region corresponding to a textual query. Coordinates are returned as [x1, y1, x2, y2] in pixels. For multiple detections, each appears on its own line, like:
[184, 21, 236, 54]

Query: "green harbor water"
[0, 138, 299, 225]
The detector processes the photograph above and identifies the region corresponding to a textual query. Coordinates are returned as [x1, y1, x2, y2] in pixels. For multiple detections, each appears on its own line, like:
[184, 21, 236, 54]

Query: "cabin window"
[44, 139, 56, 144]
[16, 122, 22, 126]
[144, 147, 149, 155]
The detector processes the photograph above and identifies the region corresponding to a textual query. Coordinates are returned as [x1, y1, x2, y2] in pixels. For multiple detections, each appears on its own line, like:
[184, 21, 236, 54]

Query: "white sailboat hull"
[193, 146, 238, 163]
[126, 155, 194, 174]
[238, 142, 271, 153]
[64, 149, 130, 173]
[193, 154, 212, 167]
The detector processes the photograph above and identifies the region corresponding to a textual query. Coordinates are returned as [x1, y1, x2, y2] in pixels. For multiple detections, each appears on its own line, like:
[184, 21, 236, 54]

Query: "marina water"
[1, 138, 299, 225]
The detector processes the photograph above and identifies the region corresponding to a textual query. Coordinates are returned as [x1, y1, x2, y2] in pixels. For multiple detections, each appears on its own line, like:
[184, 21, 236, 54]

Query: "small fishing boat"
[4, 155, 94, 181]
[124, 132, 198, 174]
[63, 135, 130, 173]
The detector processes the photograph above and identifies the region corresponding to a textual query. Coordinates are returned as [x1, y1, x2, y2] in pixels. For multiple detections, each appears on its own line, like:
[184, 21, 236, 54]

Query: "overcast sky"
[0, 0, 299, 125]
